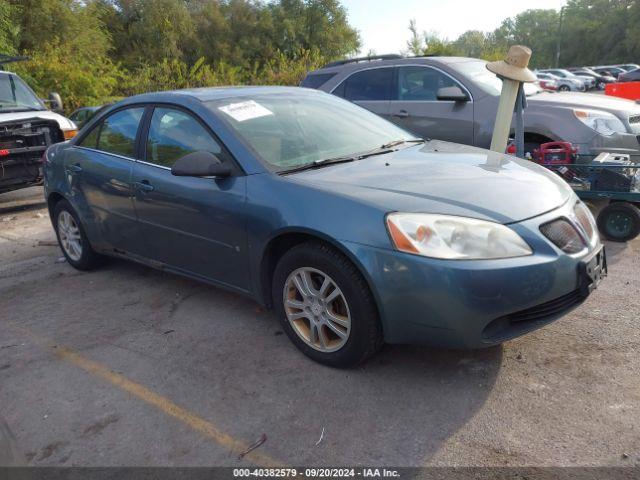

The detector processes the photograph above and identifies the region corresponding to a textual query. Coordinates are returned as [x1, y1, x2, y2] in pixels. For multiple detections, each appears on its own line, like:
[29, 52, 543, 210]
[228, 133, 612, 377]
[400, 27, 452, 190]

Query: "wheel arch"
[258, 228, 383, 323]
[46, 191, 67, 222]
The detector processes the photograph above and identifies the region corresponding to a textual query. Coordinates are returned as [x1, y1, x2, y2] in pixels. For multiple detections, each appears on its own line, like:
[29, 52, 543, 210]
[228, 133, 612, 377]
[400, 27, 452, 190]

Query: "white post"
[489, 78, 520, 154]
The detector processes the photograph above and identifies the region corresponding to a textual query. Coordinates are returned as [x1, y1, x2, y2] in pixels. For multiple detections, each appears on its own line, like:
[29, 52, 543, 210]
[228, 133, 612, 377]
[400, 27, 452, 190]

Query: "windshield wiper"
[281, 156, 355, 174]
[280, 139, 426, 175]
[380, 138, 426, 149]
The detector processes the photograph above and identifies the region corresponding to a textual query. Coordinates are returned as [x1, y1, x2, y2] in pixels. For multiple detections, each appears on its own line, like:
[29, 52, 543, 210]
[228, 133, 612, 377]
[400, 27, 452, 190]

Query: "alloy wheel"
[283, 267, 351, 352]
[57, 210, 83, 261]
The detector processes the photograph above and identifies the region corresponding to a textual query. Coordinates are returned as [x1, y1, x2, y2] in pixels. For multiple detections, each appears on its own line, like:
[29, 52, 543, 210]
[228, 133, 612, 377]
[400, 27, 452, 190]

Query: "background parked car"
[568, 67, 616, 90]
[539, 68, 595, 90]
[592, 66, 626, 79]
[0, 68, 76, 195]
[615, 63, 640, 72]
[68, 106, 103, 128]
[536, 72, 583, 92]
[535, 77, 558, 91]
[618, 68, 640, 82]
[303, 55, 640, 159]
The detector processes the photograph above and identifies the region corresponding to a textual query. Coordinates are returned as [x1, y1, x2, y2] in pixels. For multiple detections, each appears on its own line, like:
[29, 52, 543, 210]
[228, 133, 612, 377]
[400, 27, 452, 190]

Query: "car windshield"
[450, 60, 542, 97]
[0, 74, 44, 112]
[209, 92, 415, 171]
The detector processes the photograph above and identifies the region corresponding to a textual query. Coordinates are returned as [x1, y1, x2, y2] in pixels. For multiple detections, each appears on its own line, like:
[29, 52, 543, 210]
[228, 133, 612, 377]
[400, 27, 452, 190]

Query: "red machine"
[532, 142, 577, 165]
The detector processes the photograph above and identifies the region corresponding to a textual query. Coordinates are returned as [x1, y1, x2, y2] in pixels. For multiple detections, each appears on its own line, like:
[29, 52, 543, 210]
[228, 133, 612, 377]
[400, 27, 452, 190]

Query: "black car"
[619, 68, 640, 83]
[592, 66, 626, 79]
[568, 67, 615, 90]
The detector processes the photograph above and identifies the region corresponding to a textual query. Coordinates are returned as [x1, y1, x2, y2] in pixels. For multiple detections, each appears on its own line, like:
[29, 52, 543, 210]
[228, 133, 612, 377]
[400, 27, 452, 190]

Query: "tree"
[406, 19, 423, 56]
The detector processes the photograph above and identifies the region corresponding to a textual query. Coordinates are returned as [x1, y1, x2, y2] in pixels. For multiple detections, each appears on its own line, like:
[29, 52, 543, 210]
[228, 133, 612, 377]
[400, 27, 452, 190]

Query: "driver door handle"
[65, 164, 82, 173]
[134, 180, 155, 192]
[393, 110, 409, 118]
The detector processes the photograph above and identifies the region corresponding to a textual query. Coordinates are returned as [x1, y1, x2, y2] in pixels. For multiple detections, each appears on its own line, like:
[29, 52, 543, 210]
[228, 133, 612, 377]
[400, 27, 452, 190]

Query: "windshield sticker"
[218, 100, 273, 122]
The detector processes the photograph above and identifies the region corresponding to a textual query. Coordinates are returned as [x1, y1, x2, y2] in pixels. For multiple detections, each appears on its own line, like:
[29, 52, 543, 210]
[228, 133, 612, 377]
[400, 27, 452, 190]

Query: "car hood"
[528, 91, 640, 114]
[288, 141, 572, 224]
[0, 110, 76, 130]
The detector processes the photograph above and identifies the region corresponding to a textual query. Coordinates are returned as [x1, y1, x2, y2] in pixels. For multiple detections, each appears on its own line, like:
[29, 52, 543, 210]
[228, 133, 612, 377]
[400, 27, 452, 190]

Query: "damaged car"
[0, 68, 77, 195]
[43, 87, 606, 367]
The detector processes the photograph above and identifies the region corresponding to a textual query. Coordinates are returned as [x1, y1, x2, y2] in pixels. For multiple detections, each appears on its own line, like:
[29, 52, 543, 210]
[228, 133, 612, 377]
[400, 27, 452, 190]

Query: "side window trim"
[138, 103, 244, 176]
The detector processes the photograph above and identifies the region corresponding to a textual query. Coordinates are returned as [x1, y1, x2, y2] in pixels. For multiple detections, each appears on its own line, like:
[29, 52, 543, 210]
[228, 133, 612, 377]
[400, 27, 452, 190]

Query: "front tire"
[272, 242, 382, 368]
[596, 202, 640, 242]
[53, 200, 103, 270]
[559, 85, 570, 92]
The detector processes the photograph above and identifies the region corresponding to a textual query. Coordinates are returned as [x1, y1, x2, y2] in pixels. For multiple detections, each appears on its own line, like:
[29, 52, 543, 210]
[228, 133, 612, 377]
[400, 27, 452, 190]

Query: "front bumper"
[343, 202, 602, 348]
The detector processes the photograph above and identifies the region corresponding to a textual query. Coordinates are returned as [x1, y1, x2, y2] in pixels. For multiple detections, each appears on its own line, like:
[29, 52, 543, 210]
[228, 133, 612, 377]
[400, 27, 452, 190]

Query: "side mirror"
[171, 151, 232, 178]
[437, 86, 469, 102]
[48, 92, 63, 113]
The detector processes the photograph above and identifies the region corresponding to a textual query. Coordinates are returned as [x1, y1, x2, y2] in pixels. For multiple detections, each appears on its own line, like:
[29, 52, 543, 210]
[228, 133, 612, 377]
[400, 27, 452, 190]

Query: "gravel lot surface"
[1, 187, 638, 467]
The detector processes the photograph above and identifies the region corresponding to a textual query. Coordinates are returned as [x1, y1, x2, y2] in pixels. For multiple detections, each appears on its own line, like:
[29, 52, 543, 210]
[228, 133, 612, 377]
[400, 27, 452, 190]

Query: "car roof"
[120, 86, 313, 105]
[310, 55, 481, 74]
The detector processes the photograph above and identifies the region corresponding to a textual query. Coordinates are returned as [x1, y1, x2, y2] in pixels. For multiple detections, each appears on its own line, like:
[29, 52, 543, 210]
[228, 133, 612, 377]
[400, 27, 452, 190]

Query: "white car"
[536, 71, 584, 92]
[540, 69, 594, 90]
[0, 70, 77, 194]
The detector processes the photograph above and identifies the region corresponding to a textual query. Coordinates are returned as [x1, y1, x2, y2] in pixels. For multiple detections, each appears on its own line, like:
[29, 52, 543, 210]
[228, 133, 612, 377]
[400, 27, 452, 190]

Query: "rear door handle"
[65, 164, 82, 173]
[134, 180, 155, 192]
[393, 110, 409, 118]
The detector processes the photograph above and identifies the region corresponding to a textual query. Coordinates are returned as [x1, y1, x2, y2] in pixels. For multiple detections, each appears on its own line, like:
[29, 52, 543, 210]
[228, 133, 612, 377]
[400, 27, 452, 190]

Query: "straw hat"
[486, 45, 536, 83]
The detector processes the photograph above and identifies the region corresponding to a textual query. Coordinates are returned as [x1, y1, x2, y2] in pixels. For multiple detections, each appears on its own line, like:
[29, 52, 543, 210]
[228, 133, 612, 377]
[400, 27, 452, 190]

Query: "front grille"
[482, 289, 584, 342]
[574, 203, 595, 241]
[629, 114, 640, 125]
[504, 289, 583, 323]
[540, 218, 586, 253]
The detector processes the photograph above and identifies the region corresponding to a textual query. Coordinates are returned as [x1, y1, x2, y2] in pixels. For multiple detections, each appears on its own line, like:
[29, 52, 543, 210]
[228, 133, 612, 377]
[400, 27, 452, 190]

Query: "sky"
[340, 0, 567, 55]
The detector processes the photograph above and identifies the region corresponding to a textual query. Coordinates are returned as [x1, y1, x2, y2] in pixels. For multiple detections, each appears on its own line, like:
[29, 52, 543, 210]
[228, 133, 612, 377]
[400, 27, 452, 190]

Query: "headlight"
[386, 213, 533, 260]
[573, 109, 627, 136]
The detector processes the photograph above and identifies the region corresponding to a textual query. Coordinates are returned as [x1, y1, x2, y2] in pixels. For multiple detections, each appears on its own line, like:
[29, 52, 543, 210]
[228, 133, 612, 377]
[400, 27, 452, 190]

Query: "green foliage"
[4, 0, 640, 113]
[0, 0, 359, 112]
[407, 1, 640, 69]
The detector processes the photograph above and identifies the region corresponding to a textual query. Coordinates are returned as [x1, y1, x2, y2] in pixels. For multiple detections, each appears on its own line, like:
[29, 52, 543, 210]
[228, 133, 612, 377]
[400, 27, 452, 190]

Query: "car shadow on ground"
[75, 259, 504, 465]
[3, 245, 502, 466]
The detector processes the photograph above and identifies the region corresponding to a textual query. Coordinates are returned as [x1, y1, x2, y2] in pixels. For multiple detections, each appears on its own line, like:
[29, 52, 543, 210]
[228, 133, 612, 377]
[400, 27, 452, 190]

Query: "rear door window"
[301, 73, 337, 89]
[334, 68, 393, 101]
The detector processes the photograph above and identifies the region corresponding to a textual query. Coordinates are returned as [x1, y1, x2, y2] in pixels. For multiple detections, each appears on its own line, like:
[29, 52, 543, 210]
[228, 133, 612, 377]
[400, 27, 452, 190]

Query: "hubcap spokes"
[283, 267, 351, 352]
[58, 211, 82, 261]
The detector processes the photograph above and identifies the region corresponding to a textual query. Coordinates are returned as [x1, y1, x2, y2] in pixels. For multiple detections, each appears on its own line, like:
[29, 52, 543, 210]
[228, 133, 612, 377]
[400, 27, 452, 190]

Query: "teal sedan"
[43, 87, 606, 367]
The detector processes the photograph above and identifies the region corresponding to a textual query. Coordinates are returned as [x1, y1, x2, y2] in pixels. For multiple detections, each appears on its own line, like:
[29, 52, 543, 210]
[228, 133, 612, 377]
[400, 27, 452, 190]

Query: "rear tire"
[53, 200, 103, 270]
[272, 241, 382, 368]
[596, 202, 640, 242]
[559, 85, 570, 92]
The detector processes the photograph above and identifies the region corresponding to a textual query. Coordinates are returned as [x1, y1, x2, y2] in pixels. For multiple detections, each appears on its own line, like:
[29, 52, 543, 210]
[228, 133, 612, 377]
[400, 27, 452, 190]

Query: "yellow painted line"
[8, 324, 281, 467]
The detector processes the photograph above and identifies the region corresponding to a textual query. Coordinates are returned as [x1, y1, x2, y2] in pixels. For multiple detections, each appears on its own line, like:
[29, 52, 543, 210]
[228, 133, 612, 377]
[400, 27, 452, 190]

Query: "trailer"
[532, 145, 640, 242]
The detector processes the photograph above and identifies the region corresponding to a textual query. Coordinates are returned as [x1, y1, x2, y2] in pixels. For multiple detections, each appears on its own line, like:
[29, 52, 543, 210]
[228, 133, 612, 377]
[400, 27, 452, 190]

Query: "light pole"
[555, 6, 565, 68]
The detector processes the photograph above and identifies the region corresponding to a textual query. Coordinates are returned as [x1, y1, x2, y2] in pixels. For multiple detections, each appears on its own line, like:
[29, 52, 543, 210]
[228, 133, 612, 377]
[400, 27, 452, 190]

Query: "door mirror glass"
[171, 151, 231, 178]
[436, 86, 469, 102]
[48, 92, 63, 113]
